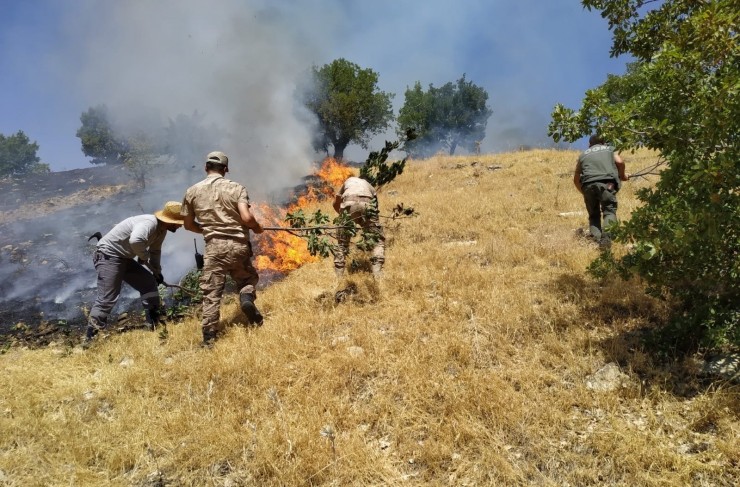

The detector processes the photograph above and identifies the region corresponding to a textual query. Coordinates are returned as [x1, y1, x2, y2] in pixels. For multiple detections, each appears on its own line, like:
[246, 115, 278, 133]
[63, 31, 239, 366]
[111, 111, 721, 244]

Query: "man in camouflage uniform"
[574, 134, 629, 249]
[181, 151, 264, 346]
[332, 176, 385, 278]
[85, 201, 184, 344]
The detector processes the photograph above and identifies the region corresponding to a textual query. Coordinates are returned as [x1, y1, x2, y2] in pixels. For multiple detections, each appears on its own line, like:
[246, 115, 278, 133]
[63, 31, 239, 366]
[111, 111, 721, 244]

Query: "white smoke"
[52, 0, 338, 195]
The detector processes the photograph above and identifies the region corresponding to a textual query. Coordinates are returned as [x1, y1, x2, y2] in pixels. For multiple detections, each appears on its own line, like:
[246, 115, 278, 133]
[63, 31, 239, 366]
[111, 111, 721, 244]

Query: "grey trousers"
[89, 250, 160, 327]
[583, 182, 618, 241]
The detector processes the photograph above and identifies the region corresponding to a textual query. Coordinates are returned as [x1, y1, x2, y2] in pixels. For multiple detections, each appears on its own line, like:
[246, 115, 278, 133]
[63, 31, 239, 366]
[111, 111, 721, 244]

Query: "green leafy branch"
[359, 129, 416, 188]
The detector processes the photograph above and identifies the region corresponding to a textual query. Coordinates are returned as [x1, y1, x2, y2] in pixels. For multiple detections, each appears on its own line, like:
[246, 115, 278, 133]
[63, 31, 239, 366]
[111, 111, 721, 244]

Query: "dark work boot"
[83, 317, 105, 348]
[145, 308, 165, 331]
[240, 294, 264, 326]
[202, 328, 218, 348]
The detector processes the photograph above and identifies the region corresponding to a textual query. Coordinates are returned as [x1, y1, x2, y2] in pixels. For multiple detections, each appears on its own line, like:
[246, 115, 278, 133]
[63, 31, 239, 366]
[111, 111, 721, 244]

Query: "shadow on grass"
[549, 272, 727, 398]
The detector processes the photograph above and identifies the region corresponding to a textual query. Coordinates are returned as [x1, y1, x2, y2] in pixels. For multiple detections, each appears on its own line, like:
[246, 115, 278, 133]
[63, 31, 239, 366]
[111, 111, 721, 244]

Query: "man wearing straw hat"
[84, 201, 185, 345]
[181, 151, 265, 347]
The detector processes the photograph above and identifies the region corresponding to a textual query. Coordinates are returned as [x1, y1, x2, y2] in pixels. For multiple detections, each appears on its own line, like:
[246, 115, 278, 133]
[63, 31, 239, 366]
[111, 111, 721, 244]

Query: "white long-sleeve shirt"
[97, 215, 167, 272]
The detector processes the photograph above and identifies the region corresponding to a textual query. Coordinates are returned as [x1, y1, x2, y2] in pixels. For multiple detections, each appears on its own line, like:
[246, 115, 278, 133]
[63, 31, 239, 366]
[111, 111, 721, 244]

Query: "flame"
[316, 157, 354, 190]
[253, 157, 355, 273]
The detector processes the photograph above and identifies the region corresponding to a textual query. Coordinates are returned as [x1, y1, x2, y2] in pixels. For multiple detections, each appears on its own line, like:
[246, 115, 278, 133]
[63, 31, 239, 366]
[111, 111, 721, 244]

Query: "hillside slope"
[0, 150, 737, 486]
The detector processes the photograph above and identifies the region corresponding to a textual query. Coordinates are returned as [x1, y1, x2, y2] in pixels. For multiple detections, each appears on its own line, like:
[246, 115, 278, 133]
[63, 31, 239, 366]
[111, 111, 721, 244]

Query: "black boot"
[240, 294, 263, 326]
[146, 308, 165, 331]
[83, 317, 105, 348]
[202, 327, 218, 348]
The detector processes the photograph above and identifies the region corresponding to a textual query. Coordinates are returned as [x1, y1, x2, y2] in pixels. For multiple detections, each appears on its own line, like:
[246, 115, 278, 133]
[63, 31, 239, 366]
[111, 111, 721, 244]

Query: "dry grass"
[1, 149, 737, 486]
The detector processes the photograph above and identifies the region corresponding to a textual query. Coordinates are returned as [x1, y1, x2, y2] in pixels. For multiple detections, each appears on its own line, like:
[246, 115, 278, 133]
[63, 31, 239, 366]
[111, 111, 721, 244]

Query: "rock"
[331, 335, 350, 346]
[586, 363, 630, 392]
[347, 346, 364, 358]
[700, 352, 740, 382]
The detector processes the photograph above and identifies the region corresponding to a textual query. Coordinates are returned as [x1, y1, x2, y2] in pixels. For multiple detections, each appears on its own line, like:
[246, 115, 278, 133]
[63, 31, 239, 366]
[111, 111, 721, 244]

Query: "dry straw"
[0, 149, 737, 486]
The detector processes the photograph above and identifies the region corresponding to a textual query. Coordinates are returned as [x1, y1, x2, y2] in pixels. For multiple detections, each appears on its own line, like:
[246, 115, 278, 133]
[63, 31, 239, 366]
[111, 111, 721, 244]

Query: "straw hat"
[155, 201, 185, 224]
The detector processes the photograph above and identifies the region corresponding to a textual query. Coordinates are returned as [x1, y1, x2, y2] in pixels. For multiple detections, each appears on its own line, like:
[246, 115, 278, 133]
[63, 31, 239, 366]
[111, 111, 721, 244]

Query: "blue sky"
[0, 0, 628, 174]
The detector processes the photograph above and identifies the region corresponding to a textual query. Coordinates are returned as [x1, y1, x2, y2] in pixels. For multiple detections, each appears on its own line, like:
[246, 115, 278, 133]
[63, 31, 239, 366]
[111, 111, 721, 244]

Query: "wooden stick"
[163, 283, 198, 296]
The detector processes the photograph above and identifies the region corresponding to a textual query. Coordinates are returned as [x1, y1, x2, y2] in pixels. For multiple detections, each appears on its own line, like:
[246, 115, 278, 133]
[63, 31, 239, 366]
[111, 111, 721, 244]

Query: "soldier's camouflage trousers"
[333, 200, 385, 275]
[200, 237, 259, 333]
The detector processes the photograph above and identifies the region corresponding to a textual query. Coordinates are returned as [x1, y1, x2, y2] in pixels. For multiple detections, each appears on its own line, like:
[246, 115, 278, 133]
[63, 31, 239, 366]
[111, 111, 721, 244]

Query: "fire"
[316, 157, 354, 190]
[253, 203, 319, 273]
[253, 157, 355, 273]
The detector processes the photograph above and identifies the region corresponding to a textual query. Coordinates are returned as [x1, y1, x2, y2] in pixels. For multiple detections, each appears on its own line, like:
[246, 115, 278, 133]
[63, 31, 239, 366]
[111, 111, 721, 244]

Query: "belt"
[205, 235, 250, 244]
[585, 179, 615, 186]
[345, 195, 373, 202]
[94, 249, 112, 260]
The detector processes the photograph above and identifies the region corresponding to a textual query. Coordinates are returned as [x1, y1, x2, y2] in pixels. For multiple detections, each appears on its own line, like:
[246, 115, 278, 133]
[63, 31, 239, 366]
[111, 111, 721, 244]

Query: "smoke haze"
[1, 0, 627, 173]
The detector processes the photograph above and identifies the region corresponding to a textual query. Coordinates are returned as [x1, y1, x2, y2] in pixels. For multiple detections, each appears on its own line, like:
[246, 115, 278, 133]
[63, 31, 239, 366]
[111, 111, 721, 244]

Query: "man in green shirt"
[574, 135, 628, 249]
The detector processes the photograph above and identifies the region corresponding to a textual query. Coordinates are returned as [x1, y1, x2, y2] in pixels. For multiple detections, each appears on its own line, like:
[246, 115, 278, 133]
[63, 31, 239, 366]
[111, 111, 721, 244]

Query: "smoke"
[53, 0, 333, 195]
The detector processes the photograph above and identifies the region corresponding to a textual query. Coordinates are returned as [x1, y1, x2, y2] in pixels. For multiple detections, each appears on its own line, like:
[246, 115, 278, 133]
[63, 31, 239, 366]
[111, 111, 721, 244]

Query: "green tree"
[302, 58, 394, 160]
[123, 132, 159, 189]
[397, 75, 493, 157]
[0, 130, 48, 177]
[76, 105, 127, 165]
[549, 0, 739, 347]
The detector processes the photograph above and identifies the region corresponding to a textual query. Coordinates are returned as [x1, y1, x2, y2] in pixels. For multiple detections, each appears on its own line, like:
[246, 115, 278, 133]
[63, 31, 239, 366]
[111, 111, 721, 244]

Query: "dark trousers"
[583, 182, 618, 241]
[89, 251, 159, 327]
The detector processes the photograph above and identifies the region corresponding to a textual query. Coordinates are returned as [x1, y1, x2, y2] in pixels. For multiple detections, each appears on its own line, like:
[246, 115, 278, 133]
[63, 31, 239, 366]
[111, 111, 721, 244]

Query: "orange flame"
[315, 157, 354, 191]
[254, 157, 354, 273]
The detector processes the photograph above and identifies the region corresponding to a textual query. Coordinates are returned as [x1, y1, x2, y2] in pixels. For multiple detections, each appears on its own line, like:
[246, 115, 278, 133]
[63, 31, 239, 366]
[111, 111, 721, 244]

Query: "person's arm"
[573, 160, 583, 194]
[129, 220, 153, 263]
[181, 196, 203, 234]
[238, 201, 263, 234]
[614, 153, 628, 181]
[182, 213, 203, 234]
[333, 194, 342, 214]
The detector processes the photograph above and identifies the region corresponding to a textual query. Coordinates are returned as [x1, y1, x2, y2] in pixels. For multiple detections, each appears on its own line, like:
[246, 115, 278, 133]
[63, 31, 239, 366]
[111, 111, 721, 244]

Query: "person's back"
[578, 143, 621, 190]
[184, 175, 250, 243]
[97, 214, 162, 260]
[339, 176, 376, 202]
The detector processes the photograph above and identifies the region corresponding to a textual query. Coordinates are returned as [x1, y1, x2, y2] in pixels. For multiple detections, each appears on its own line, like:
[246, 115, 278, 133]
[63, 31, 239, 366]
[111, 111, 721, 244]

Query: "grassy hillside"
[0, 149, 737, 486]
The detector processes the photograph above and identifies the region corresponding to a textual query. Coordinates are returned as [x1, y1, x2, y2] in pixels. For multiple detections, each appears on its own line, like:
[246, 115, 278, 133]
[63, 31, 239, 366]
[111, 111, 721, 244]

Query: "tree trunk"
[448, 140, 458, 155]
[333, 141, 348, 161]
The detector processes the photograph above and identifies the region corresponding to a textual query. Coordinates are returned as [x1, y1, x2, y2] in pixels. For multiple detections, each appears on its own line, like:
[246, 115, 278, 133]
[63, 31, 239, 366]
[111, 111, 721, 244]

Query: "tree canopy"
[0, 130, 48, 177]
[76, 105, 128, 165]
[397, 75, 492, 157]
[301, 58, 394, 160]
[549, 0, 739, 348]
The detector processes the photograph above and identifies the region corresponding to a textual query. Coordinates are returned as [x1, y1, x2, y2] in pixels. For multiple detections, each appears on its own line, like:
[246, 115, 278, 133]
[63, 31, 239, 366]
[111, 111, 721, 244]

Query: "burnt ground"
[0, 164, 293, 349]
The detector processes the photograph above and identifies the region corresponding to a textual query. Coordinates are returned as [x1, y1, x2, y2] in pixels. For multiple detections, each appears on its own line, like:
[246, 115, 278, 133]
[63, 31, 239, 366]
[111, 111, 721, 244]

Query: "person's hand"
[155, 273, 165, 285]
